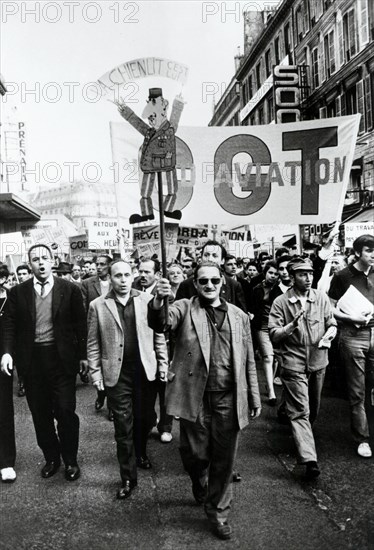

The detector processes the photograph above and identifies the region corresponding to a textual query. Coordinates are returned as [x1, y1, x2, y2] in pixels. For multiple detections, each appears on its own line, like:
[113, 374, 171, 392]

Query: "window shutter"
[365, 75, 373, 131]
[356, 80, 365, 134]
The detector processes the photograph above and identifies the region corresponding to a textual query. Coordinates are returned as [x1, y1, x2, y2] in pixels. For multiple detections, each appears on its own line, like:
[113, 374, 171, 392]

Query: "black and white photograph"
[0, 0, 373, 548]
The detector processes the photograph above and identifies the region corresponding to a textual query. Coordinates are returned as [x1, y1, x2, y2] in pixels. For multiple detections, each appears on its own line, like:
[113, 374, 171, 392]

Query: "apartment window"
[312, 0, 323, 23]
[258, 106, 265, 125]
[327, 101, 336, 118]
[319, 107, 327, 119]
[242, 81, 248, 105]
[250, 115, 255, 126]
[274, 37, 280, 64]
[284, 23, 291, 56]
[248, 74, 253, 99]
[256, 62, 261, 89]
[296, 6, 304, 41]
[346, 86, 357, 116]
[311, 47, 319, 88]
[324, 29, 336, 77]
[265, 49, 272, 78]
[267, 96, 274, 122]
[343, 9, 357, 61]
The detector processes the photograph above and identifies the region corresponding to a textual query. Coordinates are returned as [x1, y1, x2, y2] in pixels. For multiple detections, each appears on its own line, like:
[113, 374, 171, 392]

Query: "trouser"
[140, 170, 178, 217]
[156, 379, 173, 434]
[179, 391, 239, 524]
[339, 326, 374, 443]
[106, 361, 157, 483]
[23, 345, 79, 465]
[280, 368, 326, 463]
[0, 372, 16, 469]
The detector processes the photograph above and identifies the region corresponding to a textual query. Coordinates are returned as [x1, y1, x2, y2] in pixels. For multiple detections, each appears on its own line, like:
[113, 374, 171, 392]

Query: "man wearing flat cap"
[268, 257, 337, 480]
[117, 88, 184, 224]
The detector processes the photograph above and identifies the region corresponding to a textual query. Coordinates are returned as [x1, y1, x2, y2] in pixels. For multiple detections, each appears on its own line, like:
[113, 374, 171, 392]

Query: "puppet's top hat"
[148, 88, 163, 99]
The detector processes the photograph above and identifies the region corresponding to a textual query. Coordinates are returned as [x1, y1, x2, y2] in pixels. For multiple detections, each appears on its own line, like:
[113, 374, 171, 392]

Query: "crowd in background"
[0, 232, 373, 541]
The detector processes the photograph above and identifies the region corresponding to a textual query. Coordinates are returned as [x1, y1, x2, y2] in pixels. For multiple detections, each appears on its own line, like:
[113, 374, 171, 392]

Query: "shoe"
[212, 521, 232, 540]
[357, 442, 372, 458]
[18, 383, 26, 397]
[136, 456, 152, 469]
[160, 432, 173, 443]
[273, 376, 282, 386]
[41, 460, 61, 479]
[95, 393, 105, 411]
[1, 467, 16, 483]
[129, 213, 154, 224]
[164, 210, 182, 220]
[65, 464, 80, 481]
[232, 471, 242, 483]
[79, 372, 89, 384]
[117, 479, 137, 500]
[192, 480, 207, 505]
[305, 461, 320, 480]
[108, 409, 114, 422]
[268, 397, 277, 406]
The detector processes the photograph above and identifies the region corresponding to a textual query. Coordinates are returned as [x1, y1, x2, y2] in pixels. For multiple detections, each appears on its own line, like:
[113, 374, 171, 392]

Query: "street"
[1, 371, 373, 550]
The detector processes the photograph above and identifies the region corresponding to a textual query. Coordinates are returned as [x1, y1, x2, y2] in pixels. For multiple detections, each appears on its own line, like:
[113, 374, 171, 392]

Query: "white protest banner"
[133, 224, 178, 260]
[98, 57, 189, 94]
[85, 218, 119, 250]
[177, 226, 210, 248]
[345, 221, 374, 248]
[110, 115, 360, 226]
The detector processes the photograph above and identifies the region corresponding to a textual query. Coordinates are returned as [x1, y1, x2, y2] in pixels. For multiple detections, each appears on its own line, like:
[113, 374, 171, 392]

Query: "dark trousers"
[106, 361, 157, 483]
[179, 391, 239, 524]
[156, 379, 173, 434]
[23, 345, 79, 465]
[0, 372, 16, 469]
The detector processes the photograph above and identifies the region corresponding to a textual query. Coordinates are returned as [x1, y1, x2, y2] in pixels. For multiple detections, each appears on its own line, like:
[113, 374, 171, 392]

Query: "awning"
[342, 207, 373, 224]
[0, 193, 41, 221]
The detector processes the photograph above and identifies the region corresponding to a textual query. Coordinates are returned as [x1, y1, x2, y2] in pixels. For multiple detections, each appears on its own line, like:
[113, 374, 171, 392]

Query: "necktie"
[37, 281, 47, 296]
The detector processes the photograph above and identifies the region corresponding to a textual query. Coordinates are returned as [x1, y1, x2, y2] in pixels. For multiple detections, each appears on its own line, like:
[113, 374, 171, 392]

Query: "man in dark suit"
[149, 262, 261, 540]
[175, 241, 246, 312]
[81, 254, 112, 415]
[1, 244, 87, 481]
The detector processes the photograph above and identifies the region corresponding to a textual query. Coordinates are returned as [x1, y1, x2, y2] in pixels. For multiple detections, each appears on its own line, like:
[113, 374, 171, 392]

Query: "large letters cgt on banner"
[110, 115, 360, 226]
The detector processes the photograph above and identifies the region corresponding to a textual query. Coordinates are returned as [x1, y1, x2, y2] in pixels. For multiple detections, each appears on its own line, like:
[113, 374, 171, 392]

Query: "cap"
[55, 261, 72, 274]
[148, 88, 163, 99]
[287, 257, 314, 273]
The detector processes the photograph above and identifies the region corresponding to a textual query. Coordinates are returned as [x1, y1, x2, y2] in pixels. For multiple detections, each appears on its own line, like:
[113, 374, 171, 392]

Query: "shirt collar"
[288, 287, 316, 304]
[142, 281, 157, 293]
[199, 297, 228, 312]
[33, 273, 54, 289]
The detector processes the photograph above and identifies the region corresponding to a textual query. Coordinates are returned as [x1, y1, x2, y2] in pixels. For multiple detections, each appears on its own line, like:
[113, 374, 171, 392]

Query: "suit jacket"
[81, 276, 110, 313]
[2, 277, 87, 376]
[87, 289, 168, 387]
[120, 98, 184, 174]
[148, 297, 260, 429]
[175, 274, 247, 313]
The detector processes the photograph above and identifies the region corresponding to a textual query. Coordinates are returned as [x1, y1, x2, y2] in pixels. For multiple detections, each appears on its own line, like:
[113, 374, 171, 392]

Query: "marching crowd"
[0, 233, 373, 541]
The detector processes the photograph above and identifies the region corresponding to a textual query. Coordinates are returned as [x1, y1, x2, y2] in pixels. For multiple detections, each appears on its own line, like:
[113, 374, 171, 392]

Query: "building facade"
[31, 181, 117, 232]
[209, 0, 374, 244]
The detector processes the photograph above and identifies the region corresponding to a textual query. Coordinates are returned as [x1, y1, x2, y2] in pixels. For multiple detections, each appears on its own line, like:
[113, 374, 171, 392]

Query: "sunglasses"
[197, 277, 221, 285]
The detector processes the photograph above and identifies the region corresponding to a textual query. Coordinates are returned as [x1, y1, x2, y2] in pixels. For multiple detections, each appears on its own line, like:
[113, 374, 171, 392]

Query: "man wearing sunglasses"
[175, 240, 246, 313]
[148, 262, 261, 540]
